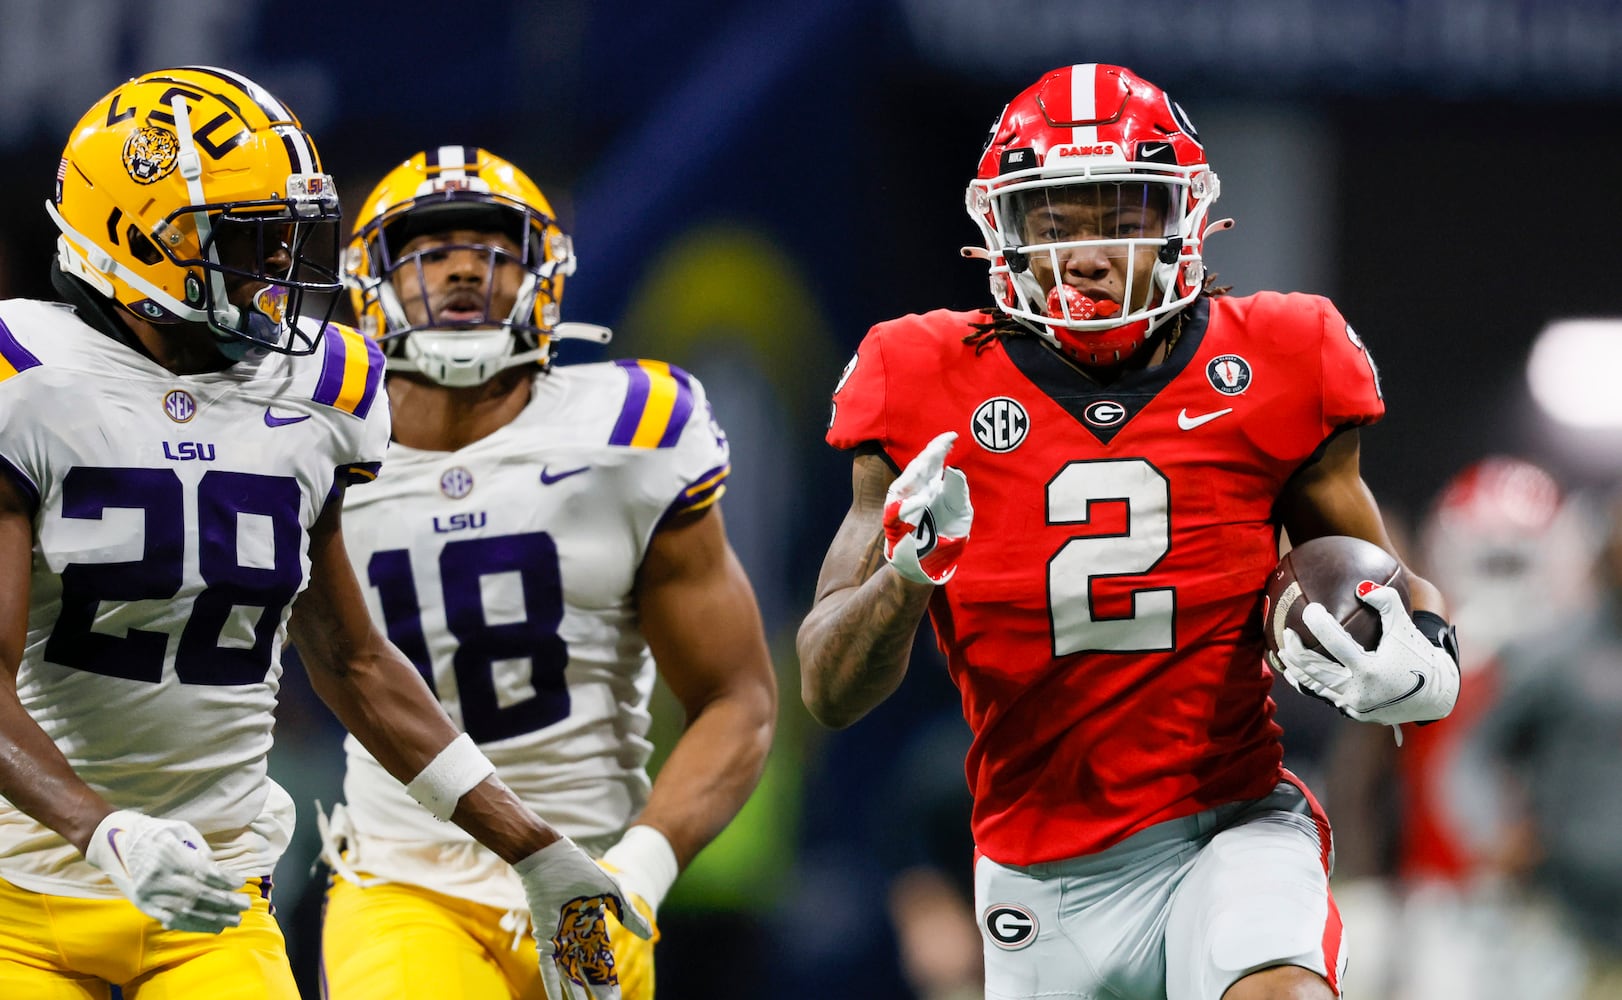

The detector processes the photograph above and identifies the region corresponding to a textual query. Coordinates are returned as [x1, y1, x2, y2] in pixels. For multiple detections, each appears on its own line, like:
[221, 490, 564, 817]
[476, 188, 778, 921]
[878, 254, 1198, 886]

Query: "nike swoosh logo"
[1362, 671, 1427, 713]
[1140, 143, 1169, 158]
[264, 409, 311, 428]
[539, 465, 590, 485]
[105, 827, 130, 873]
[1177, 407, 1233, 430]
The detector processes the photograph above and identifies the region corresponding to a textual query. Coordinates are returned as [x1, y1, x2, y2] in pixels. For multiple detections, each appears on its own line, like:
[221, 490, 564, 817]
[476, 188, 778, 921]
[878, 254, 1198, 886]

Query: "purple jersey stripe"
[312, 325, 349, 406]
[610, 358, 652, 446]
[0, 316, 43, 376]
[351, 336, 385, 419]
[656, 364, 695, 448]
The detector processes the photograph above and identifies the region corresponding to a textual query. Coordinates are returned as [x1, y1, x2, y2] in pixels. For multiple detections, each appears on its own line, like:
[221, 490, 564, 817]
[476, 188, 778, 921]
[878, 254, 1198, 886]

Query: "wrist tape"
[405, 733, 495, 821]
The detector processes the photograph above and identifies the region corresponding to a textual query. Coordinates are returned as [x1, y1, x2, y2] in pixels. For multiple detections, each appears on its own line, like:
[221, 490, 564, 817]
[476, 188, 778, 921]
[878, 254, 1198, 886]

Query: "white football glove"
[1270, 584, 1460, 726]
[518, 836, 654, 1000]
[883, 431, 973, 585]
[84, 809, 250, 934]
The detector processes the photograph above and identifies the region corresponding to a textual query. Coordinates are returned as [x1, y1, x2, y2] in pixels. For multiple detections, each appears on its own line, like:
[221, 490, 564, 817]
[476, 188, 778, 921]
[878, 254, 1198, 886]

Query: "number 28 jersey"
[0, 298, 389, 896]
[338, 359, 729, 908]
[827, 293, 1384, 866]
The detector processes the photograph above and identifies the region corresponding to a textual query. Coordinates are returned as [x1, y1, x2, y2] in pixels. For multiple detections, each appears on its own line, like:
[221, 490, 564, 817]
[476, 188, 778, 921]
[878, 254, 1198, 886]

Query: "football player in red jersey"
[799, 63, 1462, 1000]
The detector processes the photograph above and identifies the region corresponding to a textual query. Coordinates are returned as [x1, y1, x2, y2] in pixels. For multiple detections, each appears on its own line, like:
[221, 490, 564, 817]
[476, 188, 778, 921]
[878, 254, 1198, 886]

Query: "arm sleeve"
[1318, 298, 1386, 433]
[825, 327, 891, 452]
[661, 368, 732, 523]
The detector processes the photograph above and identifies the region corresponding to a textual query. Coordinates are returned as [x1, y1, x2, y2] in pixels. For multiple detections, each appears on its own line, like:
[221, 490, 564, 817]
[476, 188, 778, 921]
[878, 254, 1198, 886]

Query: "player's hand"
[518, 837, 654, 999]
[1272, 585, 1459, 725]
[883, 431, 973, 585]
[84, 809, 250, 934]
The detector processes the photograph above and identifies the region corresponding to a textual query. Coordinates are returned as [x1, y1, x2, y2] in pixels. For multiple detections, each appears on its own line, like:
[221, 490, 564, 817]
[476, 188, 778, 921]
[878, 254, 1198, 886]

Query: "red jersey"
[827, 293, 1385, 865]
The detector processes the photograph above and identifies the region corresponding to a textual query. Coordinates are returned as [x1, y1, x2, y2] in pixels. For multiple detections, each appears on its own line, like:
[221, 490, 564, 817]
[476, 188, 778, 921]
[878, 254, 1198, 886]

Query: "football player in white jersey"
[0, 71, 648, 1000]
[318, 146, 776, 1000]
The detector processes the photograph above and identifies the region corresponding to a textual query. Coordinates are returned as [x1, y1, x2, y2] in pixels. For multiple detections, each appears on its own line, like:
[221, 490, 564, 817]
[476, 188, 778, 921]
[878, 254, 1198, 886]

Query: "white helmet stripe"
[182, 65, 293, 121]
[1069, 63, 1098, 147]
[436, 145, 469, 179]
[274, 125, 315, 174]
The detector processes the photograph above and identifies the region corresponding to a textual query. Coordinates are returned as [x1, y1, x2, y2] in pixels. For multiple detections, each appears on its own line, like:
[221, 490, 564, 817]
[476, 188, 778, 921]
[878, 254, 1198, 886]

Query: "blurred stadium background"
[4, 1, 1622, 997]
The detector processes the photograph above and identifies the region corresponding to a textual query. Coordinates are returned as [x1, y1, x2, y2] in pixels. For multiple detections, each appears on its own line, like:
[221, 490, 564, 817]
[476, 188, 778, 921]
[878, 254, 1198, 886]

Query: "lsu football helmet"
[346, 146, 603, 387]
[965, 64, 1229, 365]
[46, 66, 341, 359]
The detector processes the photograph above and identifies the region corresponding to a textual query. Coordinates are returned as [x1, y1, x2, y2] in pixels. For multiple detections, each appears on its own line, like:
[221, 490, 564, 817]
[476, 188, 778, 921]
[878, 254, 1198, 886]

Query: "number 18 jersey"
[0, 298, 389, 896]
[827, 293, 1384, 866]
[337, 359, 729, 909]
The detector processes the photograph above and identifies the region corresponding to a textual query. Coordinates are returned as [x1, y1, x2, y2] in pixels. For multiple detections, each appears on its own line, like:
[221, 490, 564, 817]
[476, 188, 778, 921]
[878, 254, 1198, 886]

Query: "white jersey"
[337, 359, 729, 909]
[0, 298, 390, 897]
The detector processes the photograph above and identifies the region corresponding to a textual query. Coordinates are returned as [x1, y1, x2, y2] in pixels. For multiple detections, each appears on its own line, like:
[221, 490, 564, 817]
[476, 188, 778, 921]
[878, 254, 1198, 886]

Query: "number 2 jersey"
[0, 297, 389, 896]
[336, 359, 729, 910]
[827, 293, 1385, 867]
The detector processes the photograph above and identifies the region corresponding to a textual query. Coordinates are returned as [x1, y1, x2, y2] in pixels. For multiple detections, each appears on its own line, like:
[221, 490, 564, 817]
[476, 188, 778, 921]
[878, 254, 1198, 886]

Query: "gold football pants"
[0, 874, 296, 999]
[322, 875, 657, 999]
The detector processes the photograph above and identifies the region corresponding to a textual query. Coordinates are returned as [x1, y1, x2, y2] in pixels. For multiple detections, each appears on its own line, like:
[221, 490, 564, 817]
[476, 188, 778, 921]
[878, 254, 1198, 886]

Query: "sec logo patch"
[972, 396, 1029, 452]
[983, 903, 1038, 950]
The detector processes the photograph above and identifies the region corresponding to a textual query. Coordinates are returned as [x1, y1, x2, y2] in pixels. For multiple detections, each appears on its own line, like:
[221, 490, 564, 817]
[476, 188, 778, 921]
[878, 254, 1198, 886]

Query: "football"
[1262, 535, 1411, 658]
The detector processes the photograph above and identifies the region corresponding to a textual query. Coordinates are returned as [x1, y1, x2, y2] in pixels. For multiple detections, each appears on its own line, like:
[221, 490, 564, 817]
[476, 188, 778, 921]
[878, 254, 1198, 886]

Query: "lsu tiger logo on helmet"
[547, 894, 621, 988]
[121, 125, 179, 184]
[46, 66, 343, 359]
[345, 146, 597, 387]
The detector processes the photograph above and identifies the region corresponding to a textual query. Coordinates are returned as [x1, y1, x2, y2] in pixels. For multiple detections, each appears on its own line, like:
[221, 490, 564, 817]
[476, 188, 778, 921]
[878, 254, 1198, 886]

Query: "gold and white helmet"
[346, 146, 606, 386]
[47, 66, 342, 359]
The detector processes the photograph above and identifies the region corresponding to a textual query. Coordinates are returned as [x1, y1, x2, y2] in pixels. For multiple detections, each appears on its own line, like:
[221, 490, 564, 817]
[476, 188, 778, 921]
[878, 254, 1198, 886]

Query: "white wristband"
[601, 824, 680, 916]
[404, 733, 495, 821]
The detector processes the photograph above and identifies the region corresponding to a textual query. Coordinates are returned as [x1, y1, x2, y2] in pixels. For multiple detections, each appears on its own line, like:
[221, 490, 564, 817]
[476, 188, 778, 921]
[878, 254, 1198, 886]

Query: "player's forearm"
[798, 544, 934, 727]
[636, 683, 775, 868]
[0, 691, 113, 853]
[301, 640, 562, 862]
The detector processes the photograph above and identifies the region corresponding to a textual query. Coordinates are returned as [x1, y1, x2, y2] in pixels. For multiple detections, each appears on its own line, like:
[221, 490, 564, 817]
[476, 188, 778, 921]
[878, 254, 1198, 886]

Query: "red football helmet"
[965, 64, 1224, 365]
[1420, 457, 1587, 659]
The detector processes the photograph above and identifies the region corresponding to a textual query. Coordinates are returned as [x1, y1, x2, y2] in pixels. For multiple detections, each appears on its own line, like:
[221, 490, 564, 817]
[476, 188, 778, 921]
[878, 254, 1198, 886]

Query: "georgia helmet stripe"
[1068, 63, 1099, 145]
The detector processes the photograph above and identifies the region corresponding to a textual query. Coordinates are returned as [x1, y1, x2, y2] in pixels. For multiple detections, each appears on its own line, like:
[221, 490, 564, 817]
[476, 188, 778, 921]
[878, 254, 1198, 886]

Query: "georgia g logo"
[122, 125, 180, 184]
[549, 895, 622, 988]
[983, 902, 1038, 950]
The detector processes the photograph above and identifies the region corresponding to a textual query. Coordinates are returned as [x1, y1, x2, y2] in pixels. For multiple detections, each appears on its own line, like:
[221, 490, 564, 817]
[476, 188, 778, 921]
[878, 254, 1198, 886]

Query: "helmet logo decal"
[1206, 354, 1253, 395]
[163, 389, 197, 423]
[972, 397, 1029, 453]
[440, 466, 475, 499]
[1083, 400, 1127, 427]
[121, 125, 179, 184]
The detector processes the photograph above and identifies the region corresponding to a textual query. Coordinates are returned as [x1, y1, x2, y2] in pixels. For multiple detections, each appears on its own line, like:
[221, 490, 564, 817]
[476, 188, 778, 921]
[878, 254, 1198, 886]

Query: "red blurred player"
[1329, 457, 1593, 1000]
[799, 63, 1461, 1000]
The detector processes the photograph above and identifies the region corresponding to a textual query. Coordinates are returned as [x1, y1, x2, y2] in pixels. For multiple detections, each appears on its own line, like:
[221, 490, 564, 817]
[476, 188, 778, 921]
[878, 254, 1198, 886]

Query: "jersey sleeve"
[0, 305, 51, 513]
[825, 325, 891, 451]
[1317, 298, 1386, 432]
[606, 359, 731, 524]
[310, 323, 391, 486]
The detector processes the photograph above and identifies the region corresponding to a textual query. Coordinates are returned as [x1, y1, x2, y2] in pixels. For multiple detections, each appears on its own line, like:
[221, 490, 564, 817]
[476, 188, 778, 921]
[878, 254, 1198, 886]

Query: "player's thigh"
[603, 900, 659, 1000]
[1165, 797, 1343, 1000]
[0, 875, 119, 998]
[127, 887, 297, 1000]
[323, 877, 536, 1000]
[975, 840, 1194, 1000]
